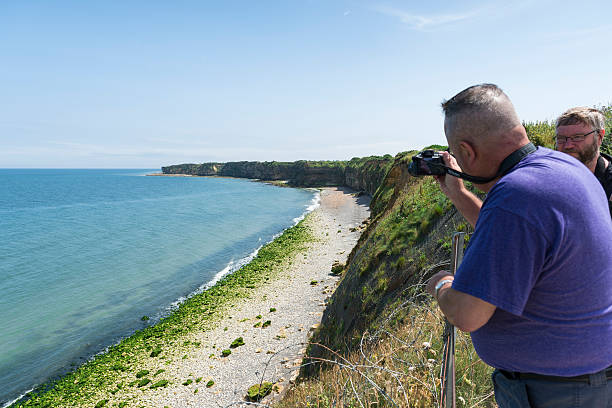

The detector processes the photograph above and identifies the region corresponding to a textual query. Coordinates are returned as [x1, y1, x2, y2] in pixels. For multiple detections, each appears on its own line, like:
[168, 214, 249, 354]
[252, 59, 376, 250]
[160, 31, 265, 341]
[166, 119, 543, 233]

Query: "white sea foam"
[2, 388, 35, 408]
[157, 242, 263, 320]
[293, 190, 321, 224]
[163, 189, 320, 317]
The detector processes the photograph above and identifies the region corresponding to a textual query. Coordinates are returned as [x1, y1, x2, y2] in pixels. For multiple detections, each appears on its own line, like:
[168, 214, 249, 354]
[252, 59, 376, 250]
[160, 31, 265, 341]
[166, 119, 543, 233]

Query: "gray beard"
[561, 138, 599, 166]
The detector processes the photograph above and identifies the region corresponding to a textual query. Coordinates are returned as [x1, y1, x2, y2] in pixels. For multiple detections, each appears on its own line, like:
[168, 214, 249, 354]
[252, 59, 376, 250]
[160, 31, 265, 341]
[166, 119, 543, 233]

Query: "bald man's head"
[441, 84, 522, 146]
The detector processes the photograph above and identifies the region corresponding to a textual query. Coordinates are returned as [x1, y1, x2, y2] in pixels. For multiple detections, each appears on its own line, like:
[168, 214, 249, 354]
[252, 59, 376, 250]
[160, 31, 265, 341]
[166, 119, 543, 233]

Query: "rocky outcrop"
[343, 157, 395, 197]
[162, 163, 225, 176]
[162, 156, 396, 195]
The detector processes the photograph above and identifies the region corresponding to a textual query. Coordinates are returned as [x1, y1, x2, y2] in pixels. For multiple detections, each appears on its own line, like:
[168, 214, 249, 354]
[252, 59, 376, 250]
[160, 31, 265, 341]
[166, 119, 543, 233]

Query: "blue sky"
[2, 0, 611, 168]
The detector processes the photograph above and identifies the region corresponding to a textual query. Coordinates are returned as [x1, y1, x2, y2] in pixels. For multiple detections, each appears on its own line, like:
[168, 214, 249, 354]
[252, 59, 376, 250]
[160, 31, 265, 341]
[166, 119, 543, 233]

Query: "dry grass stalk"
[271, 285, 496, 408]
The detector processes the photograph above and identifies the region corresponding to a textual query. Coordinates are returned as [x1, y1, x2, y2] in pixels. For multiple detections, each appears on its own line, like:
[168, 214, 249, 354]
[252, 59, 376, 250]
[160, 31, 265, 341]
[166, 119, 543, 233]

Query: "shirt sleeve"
[451, 206, 549, 316]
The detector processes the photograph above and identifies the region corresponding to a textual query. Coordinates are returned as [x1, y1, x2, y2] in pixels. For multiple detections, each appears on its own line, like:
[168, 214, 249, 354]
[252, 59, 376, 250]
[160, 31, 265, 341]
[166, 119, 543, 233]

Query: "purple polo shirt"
[452, 147, 612, 376]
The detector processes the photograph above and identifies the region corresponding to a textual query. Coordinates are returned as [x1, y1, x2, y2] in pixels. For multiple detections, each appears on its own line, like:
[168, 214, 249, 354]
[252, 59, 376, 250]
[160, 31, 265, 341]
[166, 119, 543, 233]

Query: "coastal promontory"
[162, 156, 400, 196]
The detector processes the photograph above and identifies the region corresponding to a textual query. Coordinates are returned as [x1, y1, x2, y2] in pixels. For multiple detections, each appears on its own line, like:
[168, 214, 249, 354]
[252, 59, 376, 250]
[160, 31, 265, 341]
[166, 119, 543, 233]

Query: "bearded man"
[556, 107, 612, 216]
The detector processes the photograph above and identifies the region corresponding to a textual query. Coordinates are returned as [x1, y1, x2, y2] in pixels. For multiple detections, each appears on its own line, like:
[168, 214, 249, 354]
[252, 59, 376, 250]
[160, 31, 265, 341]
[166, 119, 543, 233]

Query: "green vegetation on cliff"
[603, 105, 612, 155]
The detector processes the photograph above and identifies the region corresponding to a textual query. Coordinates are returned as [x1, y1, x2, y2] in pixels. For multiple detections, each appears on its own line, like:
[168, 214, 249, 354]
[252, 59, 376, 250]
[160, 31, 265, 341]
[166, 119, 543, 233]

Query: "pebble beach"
[118, 187, 370, 407]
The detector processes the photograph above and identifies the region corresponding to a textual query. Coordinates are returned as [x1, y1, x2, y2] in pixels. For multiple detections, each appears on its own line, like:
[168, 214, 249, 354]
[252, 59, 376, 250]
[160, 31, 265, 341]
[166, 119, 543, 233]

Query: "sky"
[1, 0, 612, 169]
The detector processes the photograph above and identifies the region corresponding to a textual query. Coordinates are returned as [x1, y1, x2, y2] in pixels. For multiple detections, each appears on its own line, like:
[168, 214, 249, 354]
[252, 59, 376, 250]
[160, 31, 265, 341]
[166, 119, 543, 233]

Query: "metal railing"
[440, 232, 465, 408]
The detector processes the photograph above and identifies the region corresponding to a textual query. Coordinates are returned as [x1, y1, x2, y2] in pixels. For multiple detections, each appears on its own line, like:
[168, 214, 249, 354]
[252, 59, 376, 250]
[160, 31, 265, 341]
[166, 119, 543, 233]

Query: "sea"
[0, 169, 319, 406]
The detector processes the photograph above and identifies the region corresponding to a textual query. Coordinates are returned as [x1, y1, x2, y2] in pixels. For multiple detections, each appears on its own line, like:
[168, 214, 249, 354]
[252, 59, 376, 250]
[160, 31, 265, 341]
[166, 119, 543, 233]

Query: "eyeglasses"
[555, 129, 598, 145]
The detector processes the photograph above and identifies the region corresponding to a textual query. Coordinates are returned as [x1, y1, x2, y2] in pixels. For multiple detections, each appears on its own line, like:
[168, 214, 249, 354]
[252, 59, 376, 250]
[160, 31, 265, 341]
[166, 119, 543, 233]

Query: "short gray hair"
[441, 83, 521, 140]
[556, 107, 605, 131]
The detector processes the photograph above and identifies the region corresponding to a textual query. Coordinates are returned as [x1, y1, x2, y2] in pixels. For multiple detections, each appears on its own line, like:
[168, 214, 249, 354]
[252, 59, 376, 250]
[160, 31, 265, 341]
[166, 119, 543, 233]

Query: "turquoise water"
[0, 169, 317, 406]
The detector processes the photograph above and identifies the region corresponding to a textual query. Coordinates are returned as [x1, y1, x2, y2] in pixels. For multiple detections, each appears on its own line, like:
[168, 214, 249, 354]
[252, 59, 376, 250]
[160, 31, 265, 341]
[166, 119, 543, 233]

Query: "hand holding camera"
[408, 149, 467, 199]
[407, 149, 447, 176]
[433, 151, 468, 200]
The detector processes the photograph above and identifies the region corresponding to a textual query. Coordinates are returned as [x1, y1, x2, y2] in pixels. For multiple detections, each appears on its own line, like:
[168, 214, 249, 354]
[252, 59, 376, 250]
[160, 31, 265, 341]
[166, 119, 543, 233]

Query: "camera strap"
[443, 143, 537, 184]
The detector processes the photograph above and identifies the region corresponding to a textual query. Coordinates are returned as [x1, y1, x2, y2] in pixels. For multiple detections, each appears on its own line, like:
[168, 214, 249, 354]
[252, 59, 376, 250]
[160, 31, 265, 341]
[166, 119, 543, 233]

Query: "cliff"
[162, 155, 395, 196]
[305, 152, 468, 347]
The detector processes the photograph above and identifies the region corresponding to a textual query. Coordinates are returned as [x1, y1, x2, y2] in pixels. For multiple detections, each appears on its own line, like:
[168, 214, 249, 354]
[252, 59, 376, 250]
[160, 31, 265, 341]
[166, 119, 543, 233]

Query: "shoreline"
[146, 173, 250, 180]
[146, 173, 293, 187]
[10, 187, 370, 408]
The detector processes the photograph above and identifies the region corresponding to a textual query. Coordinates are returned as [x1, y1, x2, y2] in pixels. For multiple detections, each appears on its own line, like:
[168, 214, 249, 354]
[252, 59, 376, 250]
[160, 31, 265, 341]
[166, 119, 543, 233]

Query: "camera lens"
[419, 161, 432, 174]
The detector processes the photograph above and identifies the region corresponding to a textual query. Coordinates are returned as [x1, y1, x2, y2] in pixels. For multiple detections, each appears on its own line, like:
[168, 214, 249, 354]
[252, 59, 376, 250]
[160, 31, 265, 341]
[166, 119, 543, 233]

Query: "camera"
[407, 149, 446, 176]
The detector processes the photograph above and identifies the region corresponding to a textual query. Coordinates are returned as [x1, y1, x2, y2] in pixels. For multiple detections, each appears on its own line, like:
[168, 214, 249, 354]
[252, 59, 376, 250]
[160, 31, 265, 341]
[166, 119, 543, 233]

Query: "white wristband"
[434, 278, 454, 300]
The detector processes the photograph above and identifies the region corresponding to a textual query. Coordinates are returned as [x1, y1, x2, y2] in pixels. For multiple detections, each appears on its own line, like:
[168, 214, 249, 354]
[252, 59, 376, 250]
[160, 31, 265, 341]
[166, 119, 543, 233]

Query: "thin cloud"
[373, 4, 483, 30]
[544, 24, 612, 41]
[372, 0, 542, 31]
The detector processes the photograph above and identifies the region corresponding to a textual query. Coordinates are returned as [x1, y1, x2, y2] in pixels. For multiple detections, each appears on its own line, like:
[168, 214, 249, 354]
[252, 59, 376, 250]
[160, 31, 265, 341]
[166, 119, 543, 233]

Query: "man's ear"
[598, 129, 606, 144]
[458, 140, 477, 167]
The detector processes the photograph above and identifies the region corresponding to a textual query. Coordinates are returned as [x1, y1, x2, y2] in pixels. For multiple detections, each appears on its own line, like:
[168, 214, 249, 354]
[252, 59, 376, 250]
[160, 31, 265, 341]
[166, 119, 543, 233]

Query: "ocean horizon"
[0, 169, 318, 406]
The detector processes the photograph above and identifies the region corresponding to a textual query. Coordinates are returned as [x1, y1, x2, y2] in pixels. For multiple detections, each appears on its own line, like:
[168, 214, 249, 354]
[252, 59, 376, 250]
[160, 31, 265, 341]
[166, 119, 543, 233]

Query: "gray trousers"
[492, 368, 612, 408]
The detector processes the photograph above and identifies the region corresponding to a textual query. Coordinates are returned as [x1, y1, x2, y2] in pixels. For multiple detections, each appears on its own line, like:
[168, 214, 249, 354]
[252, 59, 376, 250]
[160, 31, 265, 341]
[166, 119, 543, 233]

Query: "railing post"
[441, 232, 465, 408]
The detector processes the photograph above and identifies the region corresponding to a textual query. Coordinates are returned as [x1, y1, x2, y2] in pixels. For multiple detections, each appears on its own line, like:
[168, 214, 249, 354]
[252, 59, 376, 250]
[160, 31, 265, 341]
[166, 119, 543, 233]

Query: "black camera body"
[407, 149, 446, 176]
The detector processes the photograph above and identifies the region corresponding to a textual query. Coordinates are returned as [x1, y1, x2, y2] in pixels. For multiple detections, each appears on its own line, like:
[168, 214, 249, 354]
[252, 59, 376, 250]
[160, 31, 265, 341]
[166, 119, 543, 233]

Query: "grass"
[247, 382, 274, 402]
[230, 337, 245, 348]
[277, 294, 495, 407]
[601, 104, 612, 155]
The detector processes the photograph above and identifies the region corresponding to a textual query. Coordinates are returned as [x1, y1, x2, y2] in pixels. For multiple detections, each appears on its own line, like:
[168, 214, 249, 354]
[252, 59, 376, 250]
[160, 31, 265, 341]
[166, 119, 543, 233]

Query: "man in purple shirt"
[425, 84, 612, 407]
